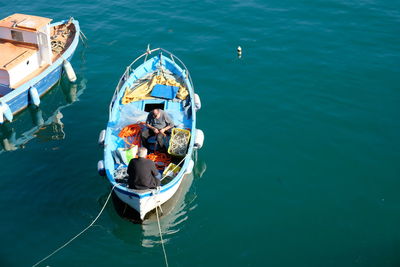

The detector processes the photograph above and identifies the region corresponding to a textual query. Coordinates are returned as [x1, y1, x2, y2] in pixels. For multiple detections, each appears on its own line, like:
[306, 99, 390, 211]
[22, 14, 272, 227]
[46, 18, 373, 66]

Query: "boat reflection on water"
[0, 77, 86, 153]
[110, 156, 207, 248]
[35, 110, 65, 141]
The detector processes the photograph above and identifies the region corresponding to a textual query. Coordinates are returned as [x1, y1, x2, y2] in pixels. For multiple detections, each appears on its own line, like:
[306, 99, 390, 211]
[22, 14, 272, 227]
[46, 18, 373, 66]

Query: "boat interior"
[50, 20, 76, 61]
[108, 67, 194, 187]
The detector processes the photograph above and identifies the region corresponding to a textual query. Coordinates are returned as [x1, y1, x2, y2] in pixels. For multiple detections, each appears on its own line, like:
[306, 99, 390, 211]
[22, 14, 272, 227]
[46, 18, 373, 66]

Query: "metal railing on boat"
[109, 47, 195, 115]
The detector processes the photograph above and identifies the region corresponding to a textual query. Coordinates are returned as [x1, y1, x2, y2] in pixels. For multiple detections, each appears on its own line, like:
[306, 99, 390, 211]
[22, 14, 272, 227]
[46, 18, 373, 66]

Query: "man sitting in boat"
[141, 108, 174, 151]
[127, 147, 161, 190]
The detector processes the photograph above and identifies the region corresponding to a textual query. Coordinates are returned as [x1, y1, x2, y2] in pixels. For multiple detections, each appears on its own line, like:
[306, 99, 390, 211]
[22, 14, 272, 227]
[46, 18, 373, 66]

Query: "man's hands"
[146, 123, 171, 137]
[146, 124, 162, 135]
[149, 126, 166, 136]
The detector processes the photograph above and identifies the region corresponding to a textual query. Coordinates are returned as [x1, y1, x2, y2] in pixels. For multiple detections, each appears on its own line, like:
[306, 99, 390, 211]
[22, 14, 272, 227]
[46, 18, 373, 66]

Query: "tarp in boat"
[122, 74, 188, 104]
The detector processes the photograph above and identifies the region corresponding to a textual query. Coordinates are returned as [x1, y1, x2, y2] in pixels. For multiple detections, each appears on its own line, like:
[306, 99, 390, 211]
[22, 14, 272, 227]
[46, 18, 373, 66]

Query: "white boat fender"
[194, 129, 204, 149]
[194, 93, 201, 111]
[185, 159, 194, 175]
[98, 129, 106, 147]
[29, 87, 40, 107]
[63, 60, 77, 83]
[0, 102, 13, 123]
[97, 160, 106, 176]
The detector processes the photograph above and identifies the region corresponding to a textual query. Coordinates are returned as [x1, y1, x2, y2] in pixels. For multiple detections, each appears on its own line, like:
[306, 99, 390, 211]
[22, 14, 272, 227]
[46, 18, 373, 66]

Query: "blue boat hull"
[102, 48, 200, 220]
[0, 19, 80, 119]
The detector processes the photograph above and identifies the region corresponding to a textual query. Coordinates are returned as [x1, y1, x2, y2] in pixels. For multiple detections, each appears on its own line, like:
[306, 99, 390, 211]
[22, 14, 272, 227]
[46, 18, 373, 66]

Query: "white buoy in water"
[29, 87, 40, 107]
[194, 93, 201, 111]
[237, 46, 242, 58]
[0, 102, 13, 123]
[63, 60, 77, 82]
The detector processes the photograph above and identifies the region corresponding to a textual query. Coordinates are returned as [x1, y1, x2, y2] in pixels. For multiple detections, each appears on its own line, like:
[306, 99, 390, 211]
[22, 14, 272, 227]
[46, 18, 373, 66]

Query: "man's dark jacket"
[127, 158, 160, 190]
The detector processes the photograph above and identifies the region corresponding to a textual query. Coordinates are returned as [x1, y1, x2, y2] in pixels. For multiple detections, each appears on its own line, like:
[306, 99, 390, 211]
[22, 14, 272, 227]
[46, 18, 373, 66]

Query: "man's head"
[138, 147, 148, 158]
[152, 109, 160, 117]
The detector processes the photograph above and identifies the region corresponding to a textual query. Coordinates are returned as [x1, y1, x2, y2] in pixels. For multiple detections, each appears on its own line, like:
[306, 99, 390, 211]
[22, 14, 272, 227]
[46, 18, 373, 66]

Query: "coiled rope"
[32, 184, 117, 267]
[147, 152, 172, 171]
[118, 123, 143, 148]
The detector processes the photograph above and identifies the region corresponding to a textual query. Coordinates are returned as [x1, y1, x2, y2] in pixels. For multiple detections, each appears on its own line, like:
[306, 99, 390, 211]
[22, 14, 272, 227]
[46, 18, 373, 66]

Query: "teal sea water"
[1, 0, 400, 266]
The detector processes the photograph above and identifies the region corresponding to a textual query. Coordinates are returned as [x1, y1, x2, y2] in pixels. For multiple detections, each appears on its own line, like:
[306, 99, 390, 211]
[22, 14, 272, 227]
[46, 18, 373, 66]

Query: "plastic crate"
[163, 163, 181, 178]
[168, 128, 191, 156]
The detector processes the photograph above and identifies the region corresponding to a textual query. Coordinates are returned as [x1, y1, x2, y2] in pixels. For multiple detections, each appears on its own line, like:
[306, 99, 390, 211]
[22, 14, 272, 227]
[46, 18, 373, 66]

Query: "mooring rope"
[161, 153, 189, 181]
[33, 152, 188, 267]
[154, 152, 192, 266]
[32, 184, 117, 267]
[155, 204, 169, 267]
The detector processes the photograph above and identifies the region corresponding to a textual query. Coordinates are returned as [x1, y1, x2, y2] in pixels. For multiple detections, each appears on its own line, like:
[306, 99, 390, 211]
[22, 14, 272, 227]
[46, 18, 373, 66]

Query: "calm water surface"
[1, 0, 400, 266]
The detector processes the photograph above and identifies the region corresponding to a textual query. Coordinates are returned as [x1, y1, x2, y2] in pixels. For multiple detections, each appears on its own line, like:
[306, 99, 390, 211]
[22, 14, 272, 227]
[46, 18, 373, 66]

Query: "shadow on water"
[0, 76, 87, 153]
[109, 156, 207, 248]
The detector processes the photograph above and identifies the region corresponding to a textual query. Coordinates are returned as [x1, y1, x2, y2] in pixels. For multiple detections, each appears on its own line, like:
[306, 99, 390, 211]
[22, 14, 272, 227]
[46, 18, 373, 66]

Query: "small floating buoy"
[194, 93, 201, 111]
[97, 160, 106, 176]
[98, 129, 106, 147]
[237, 46, 242, 58]
[63, 60, 77, 83]
[194, 129, 204, 149]
[0, 102, 13, 123]
[29, 87, 40, 107]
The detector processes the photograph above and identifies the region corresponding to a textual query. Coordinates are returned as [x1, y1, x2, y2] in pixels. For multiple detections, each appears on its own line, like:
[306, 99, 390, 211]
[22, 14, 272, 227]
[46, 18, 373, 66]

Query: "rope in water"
[155, 204, 169, 267]
[32, 184, 117, 267]
[153, 153, 190, 267]
[33, 154, 189, 266]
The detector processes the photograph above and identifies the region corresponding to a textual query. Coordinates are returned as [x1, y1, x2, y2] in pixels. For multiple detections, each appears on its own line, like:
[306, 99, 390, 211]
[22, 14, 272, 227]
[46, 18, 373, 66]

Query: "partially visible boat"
[0, 13, 81, 124]
[98, 47, 204, 220]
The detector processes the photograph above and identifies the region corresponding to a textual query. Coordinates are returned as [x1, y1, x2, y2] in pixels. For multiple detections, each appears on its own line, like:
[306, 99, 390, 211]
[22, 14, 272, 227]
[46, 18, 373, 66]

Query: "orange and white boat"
[0, 13, 80, 124]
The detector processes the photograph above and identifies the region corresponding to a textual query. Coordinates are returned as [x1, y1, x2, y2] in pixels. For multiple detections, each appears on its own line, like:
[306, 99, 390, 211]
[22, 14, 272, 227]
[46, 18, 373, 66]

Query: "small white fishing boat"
[98, 47, 204, 220]
[0, 13, 80, 124]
